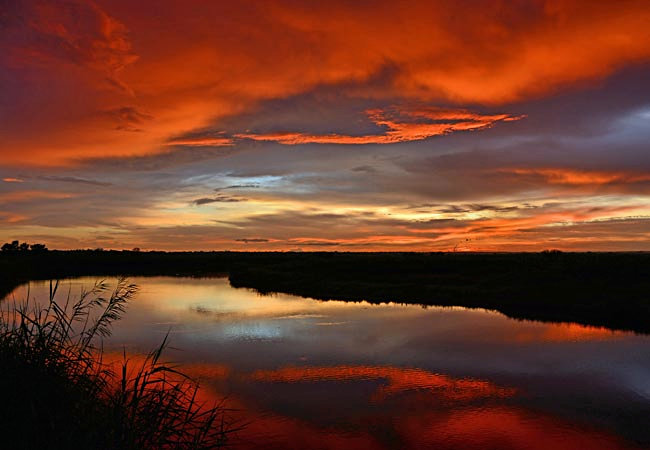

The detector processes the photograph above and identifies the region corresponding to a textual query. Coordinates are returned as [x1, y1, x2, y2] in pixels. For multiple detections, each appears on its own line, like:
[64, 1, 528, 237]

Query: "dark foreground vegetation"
[0, 278, 231, 449]
[1, 250, 650, 333]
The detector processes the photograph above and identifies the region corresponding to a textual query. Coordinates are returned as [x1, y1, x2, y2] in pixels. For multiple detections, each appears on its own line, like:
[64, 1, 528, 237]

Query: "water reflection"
[8, 277, 650, 449]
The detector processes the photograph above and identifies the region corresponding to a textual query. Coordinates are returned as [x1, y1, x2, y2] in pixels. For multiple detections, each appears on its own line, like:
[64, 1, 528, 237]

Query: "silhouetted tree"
[29, 243, 48, 253]
[1, 241, 20, 253]
[1, 241, 49, 253]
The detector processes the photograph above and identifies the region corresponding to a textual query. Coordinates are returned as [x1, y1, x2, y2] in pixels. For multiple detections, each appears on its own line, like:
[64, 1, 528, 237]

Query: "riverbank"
[2, 251, 649, 333]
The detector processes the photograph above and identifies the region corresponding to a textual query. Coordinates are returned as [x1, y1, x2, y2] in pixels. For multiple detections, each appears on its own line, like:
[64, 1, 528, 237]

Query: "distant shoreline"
[2, 250, 649, 333]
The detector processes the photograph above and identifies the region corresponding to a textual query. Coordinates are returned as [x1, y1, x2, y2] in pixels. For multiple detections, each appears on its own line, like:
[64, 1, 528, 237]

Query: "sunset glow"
[2, 0, 650, 250]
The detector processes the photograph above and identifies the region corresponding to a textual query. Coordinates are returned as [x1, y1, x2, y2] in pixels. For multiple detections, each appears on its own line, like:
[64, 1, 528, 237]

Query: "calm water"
[9, 277, 650, 449]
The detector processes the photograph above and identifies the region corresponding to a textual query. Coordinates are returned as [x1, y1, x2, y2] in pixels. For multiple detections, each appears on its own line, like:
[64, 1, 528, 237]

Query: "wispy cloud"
[166, 136, 234, 147]
[235, 106, 523, 145]
[216, 184, 261, 191]
[38, 176, 112, 186]
[499, 168, 650, 186]
[350, 165, 377, 174]
[192, 195, 245, 205]
[0, 190, 76, 202]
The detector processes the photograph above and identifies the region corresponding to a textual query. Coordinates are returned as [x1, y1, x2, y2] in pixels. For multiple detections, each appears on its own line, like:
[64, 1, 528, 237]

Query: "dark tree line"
[1, 240, 48, 253]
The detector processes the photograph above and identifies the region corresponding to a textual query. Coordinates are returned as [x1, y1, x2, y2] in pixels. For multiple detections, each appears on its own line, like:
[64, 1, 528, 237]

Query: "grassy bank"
[0, 278, 230, 449]
[1, 250, 650, 333]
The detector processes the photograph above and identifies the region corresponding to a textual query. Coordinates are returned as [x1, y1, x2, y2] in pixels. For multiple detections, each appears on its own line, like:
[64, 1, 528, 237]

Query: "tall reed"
[0, 278, 232, 449]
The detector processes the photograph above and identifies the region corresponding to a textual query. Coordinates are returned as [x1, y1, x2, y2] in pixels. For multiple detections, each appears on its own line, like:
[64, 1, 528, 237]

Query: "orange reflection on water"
[225, 364, 640, 449]
[513, 322, 624, 343]
[399, 407, 639, 450]
[100, 351, 231, 417]
[93, 355, 641, 449]
[8, 278, 646, 449]
[247, 365, 516, 403]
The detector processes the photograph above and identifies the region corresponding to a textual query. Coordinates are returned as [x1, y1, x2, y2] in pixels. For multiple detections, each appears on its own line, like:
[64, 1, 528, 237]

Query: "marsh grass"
[0, 278, 233, 449]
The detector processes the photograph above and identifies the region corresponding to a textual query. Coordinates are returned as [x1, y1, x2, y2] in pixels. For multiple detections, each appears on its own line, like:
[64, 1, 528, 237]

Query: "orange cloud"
[237, 107, 522, 145]
[0, 212, 29, 223]
[263, 0, 650, 103]
[401, 203, 648, 252]
[501, 168, 650, 186]
[0, 190, 76, 202]
[4, 0, 137, 92]
[2, 1, 650, 165]
[165, 136, 234, 147]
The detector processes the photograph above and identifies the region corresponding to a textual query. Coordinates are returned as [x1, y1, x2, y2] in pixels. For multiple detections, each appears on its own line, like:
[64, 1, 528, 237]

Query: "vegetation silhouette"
[1, 240, 48, 253]
[0, 247, 649, 333]
[0, 278, 233, 449]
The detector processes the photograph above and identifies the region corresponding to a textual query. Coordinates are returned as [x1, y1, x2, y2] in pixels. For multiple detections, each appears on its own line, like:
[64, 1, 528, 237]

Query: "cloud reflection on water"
[8, 276, 650, 448]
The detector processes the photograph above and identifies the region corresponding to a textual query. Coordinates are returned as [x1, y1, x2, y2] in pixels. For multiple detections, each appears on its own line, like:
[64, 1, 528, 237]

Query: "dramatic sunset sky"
[1, 0, 650, 251]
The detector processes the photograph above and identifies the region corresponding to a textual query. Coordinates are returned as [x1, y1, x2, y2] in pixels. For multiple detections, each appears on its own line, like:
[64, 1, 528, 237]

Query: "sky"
[1, 0, 650, 251]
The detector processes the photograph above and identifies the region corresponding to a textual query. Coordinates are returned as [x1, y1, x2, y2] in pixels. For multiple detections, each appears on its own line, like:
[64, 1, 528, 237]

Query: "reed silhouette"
[0, 278, 232, 449]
